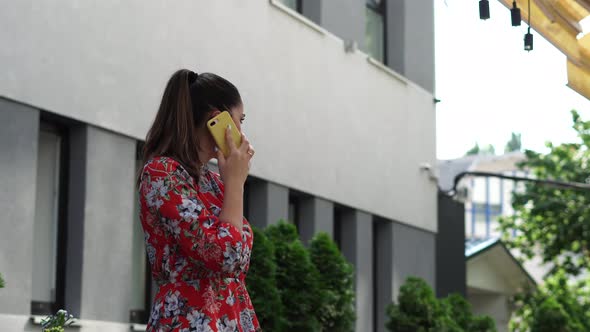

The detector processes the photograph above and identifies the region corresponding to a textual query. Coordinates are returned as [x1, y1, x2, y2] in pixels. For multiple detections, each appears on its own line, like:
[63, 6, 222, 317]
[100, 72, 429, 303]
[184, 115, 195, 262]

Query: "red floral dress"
[138, 156, 260, 332]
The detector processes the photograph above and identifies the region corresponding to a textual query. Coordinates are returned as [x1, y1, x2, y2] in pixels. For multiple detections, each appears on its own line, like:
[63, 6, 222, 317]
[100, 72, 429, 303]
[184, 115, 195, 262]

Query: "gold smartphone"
[207, 111, 242, 157]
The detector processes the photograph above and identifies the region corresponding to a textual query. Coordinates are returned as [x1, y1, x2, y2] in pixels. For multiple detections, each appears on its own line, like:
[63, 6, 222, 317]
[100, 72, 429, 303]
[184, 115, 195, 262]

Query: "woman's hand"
[217, 126, 254, 229]
[217, 125, 254, 188]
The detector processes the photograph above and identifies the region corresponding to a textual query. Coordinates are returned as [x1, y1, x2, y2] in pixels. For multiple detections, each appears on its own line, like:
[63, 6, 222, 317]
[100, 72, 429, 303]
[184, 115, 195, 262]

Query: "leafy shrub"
[265, 221, 324, 332]
[386, 277, 495, 332]
[246, 227, 286, 331]
[309, 232, 355, 332]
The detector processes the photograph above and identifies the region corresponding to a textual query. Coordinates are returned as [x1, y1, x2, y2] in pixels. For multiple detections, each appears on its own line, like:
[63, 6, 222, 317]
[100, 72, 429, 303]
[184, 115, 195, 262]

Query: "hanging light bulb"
[524, 0, 533, 51]
[479, 0, 490, 20]
[524, 27, 533, 51]
[511, 1, 521, 26]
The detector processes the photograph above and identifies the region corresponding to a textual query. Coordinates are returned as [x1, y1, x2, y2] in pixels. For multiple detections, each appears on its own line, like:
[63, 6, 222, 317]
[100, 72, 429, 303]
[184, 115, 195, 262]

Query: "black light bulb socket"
[524, 28, 533, 51]
[479, 0, 490, 20]
[511, 1, 521, 26]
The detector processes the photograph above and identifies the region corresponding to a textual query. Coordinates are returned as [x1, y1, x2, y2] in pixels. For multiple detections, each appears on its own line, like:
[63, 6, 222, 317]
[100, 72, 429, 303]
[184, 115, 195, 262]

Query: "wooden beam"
[567, 59, 590, 100]
[555, 0, 590, 21]
[576, 0, 590, 13]
[549, 0, 583, 33]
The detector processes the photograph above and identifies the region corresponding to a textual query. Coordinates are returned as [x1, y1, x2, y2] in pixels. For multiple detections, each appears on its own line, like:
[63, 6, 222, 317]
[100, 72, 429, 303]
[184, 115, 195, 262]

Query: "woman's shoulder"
[143, 156, 181, 174]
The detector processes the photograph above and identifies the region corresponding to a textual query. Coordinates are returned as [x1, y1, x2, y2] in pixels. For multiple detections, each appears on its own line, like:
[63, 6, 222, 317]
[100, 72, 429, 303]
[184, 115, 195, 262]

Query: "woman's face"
[229, 103, 246, 133]
[200, 104, 246, 160]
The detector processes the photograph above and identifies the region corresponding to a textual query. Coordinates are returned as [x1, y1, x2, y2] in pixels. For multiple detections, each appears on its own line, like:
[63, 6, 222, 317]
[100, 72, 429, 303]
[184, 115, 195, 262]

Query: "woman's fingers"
[239, 132, 249, 152]
[226, 125, 237, 153]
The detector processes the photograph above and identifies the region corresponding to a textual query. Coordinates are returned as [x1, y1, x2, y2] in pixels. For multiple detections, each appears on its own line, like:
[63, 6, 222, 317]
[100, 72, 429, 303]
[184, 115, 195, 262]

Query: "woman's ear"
[209, 109, 222, 120]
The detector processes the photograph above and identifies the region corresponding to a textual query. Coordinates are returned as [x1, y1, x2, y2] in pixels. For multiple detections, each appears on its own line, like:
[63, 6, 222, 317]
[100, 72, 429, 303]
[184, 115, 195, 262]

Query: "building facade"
[0, 1, 437, 331]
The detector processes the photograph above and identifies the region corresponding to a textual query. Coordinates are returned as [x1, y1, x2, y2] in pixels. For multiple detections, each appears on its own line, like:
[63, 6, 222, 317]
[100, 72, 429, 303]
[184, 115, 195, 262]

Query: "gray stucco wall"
[392, 222, 436, 300]
[80, 126, 136, 321]
[0, 100, 40, 315]
[65, 125, 136, 321]
[0, 0, 438, 233]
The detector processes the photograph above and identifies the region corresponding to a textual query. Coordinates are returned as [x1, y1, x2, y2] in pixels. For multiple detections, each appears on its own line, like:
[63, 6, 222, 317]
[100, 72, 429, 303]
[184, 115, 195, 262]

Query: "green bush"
[0, 273, 4, 288]
[531, 297, 573, 332]
[510, 270, 590, 332]
[246, 227, 285, 331]
[265, 221, 324, 332]
[386, 277, 495, 332]
[309, 232, 355, 332]
[441, 294, 496, 332]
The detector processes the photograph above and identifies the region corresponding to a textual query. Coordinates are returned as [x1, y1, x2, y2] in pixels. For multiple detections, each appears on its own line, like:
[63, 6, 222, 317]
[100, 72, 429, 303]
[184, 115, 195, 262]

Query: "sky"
[435, 0, 590, 160]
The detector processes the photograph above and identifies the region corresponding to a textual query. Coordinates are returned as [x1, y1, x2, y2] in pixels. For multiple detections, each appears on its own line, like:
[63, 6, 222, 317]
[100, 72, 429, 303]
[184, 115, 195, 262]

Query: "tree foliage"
[466, 143, 496, 156]
[246, 227, 285, 331]
[499, 110, 590, 276]
[386, 277, 495, 332]
[466, 143, 481, 156]
[509, 271, 590, 332]
[265, 221, 325, 332]
[505, 132, 522, 153]
[309, 232, 355, 332]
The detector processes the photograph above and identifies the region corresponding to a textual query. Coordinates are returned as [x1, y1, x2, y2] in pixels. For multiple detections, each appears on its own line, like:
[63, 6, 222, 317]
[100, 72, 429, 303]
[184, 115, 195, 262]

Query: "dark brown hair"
[141, 69, 242, 180]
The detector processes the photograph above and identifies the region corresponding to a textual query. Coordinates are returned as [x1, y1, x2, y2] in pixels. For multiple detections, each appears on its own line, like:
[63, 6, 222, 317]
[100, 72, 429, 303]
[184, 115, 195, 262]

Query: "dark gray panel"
[374, 218, 393, 332]
[64, 125, 87, 318]
[339, 209, 374, 332]
[298, 196, 334, 244]
[436, 193, 466, 297]
[302, 0, 321, 24]
[248, 181, 289, 228]
[392, 221, 436, 301]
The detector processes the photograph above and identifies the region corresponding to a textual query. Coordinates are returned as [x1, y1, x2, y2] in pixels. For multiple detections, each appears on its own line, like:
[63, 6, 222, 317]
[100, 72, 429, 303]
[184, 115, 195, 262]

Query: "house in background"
[438, 152, 552, 331]
[465, 238, 536, 332]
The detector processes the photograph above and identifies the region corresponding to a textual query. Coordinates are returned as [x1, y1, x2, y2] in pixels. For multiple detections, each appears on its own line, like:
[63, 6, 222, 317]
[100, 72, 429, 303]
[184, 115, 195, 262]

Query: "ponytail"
[141, 69, 202, 181]
[140, 69, 242, 184]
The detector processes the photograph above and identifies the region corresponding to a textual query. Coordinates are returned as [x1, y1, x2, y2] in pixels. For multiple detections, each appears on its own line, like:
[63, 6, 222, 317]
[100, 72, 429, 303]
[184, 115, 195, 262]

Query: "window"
[468, 203, 502, 239]
[31, 123, 68, 315]
[365, 0, 386, 63]
[333, 206, 344, 250]
[288, 194, 300, 230]
[279, 0, 302, 13]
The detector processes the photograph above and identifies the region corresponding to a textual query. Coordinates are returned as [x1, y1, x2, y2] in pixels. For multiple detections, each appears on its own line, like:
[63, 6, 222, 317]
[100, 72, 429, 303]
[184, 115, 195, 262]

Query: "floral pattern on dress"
[139, 157, 260, 332]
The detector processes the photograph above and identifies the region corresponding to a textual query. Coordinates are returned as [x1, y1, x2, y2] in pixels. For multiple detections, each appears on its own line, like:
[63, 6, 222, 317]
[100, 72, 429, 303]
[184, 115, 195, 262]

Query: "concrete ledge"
[269, 0, 327, 35]
[131, 323, 147, 331]
[367, 57, 409, 85]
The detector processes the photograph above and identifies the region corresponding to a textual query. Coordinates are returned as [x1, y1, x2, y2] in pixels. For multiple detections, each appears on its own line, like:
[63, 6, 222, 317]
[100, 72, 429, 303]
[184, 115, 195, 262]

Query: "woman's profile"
[138, 69, 260, 332]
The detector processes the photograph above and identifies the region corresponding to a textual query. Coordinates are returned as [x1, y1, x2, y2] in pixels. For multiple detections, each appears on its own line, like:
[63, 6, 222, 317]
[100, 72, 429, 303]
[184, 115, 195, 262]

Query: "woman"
[138, 69, 260, 332]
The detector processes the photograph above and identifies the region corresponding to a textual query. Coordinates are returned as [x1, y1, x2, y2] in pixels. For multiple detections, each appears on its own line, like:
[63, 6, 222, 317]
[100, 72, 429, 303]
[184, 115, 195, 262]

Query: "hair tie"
[188, 71, 199, 85]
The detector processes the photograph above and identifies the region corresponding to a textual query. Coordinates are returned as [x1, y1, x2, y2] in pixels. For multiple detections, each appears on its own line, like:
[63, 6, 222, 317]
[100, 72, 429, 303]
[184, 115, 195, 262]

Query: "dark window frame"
[31, 118, 70, 316]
